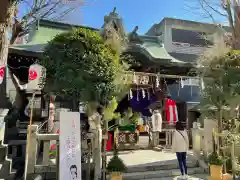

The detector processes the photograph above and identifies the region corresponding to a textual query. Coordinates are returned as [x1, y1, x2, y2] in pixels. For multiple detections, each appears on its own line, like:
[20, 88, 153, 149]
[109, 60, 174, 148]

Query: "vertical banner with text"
[60, 112, 81, 180]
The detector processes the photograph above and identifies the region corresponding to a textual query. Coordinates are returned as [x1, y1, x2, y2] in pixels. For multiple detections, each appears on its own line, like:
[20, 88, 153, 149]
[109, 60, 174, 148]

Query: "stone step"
[0, 159, 15, 178]
[109, 167, 205, 180]
[0, 145, 8, 162]
[126, 160, 198, 173]
[142, 173, 208, 180]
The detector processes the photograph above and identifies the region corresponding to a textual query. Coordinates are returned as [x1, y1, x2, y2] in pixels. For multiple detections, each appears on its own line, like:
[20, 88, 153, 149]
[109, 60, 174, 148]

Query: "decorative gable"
[100, 7, 127, 53]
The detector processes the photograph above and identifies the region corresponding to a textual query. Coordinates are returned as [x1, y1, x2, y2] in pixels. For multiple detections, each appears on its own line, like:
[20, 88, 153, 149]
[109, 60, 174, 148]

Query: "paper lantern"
[0, 66, 5, 84]
[27, 64, 46, 90]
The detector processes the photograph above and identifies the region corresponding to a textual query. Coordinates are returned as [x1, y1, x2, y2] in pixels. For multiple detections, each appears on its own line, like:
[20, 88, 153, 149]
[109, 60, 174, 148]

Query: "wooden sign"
[122, 73, 150, 85]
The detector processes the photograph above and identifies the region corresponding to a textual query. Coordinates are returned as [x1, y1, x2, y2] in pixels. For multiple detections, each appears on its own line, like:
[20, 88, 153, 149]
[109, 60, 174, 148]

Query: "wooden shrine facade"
[123, 71, 199, 128]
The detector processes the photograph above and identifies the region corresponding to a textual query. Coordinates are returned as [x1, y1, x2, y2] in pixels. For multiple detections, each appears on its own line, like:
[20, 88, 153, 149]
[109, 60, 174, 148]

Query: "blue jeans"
[176, 152, 187, 175]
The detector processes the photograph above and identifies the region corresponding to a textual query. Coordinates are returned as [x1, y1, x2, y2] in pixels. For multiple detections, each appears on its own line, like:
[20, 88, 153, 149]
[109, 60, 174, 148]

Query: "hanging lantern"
[142, 88, 145, 98]
[147, 89, 150, 100]
[0, 66, 5, 84]
[129, 89, 133, 99]
[133, 72, 137, 84]
[28, 64, 46, 90]
[156, 74, 160, 88]
[137, 90, 139, 101]
[180, 77, 184, 88]
[201, 78, 205, 90]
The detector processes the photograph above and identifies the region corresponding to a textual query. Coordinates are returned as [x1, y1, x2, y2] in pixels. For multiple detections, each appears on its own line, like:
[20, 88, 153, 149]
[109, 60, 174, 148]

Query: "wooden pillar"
[24, 125, 38, 179]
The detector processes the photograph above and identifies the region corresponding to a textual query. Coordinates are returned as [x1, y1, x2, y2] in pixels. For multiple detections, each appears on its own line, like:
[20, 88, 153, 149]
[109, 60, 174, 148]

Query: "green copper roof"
[126, 35, 191, 66]
[29, 26, 66, 45]
[9, 20, 192, 67]
[9, 20, 98, 55]
[28, 20, 98, 45]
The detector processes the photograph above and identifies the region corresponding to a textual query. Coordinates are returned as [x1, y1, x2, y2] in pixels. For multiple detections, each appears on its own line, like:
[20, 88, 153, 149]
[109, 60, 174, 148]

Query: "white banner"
[60, 112, 81, 180]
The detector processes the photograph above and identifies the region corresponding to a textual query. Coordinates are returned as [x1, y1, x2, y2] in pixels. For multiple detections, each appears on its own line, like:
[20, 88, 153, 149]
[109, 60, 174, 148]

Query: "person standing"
[172, 121, 189, 179]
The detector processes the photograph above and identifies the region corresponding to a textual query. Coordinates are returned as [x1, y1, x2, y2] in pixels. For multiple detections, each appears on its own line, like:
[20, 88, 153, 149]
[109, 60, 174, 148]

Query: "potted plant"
[107, 149, 127, 180]
[208, 152, 224, 179]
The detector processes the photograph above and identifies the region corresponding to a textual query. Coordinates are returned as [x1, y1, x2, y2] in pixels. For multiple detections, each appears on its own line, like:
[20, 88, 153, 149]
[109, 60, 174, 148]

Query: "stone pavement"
[143, 175, 206, 180]
[107, 150, 208, 180]
[107, 149, 196, 166]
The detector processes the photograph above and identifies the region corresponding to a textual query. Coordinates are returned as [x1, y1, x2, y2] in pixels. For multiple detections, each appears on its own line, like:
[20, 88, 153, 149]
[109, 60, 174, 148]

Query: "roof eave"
[9, 47, 42, 57]
[39, 19, 99, 31]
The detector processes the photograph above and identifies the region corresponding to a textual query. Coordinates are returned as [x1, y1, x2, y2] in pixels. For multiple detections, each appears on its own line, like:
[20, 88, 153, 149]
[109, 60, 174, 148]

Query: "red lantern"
[0, 66, 5, 84]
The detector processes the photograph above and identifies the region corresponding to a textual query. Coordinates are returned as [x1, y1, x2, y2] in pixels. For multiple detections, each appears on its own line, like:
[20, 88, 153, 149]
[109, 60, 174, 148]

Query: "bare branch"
[183, 0, 228, 24]
[202, 0, 228, 17]
[11, 0, 83, 44]
[199, 0, 216, 23]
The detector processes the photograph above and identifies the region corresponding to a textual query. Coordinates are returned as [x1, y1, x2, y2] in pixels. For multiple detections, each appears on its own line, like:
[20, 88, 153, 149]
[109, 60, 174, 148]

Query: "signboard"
[60, 112, 81, 180]
[27, 64, 46, 90]
[122, 73, 150, 85]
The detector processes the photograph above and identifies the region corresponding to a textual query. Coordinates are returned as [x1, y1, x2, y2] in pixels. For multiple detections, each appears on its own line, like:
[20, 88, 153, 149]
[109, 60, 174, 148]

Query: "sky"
[19, 0, 228, 34]
[64, 0, 227, 34]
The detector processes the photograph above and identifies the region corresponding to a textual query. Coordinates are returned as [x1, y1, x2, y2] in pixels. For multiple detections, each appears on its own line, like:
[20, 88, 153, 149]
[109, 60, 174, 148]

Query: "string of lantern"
[124, 71, 200, 101]
[123, 71, 199, 86]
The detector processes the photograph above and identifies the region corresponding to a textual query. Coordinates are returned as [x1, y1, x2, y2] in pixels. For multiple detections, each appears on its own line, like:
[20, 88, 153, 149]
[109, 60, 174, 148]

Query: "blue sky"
[19, 0, 228, 34]
[66, 0, 227, 34]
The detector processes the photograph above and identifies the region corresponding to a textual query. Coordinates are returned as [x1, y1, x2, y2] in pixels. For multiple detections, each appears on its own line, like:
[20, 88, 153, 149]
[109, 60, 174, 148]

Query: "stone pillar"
[203, 119, 217, 157]
[93, 128, 101, 180]
[191, 128, 202, 157]
[89, 112, 102, 180]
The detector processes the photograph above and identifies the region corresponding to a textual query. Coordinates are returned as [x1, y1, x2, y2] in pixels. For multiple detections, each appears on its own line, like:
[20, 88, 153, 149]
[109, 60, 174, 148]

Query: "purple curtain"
[130, 91, 157, 117]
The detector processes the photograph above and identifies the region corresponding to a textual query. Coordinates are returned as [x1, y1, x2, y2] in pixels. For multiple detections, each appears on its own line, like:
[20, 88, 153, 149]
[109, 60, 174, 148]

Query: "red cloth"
[106, 133, 112, 151]
[165, 98, 178, 124]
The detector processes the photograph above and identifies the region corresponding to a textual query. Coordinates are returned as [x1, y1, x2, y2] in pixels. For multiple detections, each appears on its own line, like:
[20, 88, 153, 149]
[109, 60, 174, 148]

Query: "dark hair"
[97, 106, 104, 114]
[175, 121, 184, 131]
[70, 165, 77, 171]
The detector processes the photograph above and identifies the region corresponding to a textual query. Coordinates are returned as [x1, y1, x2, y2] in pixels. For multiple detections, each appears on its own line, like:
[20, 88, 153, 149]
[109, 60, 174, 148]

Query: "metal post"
[102, 115, 107, 180]
[56, 141, 59, 180]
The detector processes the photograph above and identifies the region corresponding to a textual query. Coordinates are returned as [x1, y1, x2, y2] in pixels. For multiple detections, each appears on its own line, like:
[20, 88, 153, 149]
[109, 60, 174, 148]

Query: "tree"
[1, 0, 83, 111]
[186, 0, 240, 49]
[41, 27, 119, 108]
[1, 1, 84, 138]
[1, 0, 83, 65]
[198, 37, 240, 175]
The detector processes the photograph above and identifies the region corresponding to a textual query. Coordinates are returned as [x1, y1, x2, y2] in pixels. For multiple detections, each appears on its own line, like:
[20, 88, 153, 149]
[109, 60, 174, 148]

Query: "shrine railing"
[24, 125, 95, 180]
[164, 129, 175, 148]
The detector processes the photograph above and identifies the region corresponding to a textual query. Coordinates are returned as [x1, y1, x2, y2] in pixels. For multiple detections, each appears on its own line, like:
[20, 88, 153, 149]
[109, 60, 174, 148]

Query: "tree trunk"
[0, 0, 13, 66]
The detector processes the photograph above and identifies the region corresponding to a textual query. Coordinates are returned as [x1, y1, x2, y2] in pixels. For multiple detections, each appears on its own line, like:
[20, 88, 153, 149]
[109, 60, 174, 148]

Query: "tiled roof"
[127, 35, 194, 67]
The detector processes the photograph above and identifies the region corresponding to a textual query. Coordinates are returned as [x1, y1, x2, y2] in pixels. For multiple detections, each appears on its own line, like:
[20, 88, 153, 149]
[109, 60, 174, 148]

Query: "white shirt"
[151, 112, 162, 132]
[171, 130, 189, 153]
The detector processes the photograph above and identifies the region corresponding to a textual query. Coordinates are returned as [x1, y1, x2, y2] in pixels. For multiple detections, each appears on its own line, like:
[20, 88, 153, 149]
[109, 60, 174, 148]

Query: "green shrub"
[107, 149, 127, 173]
[207, 152, 224, 165]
